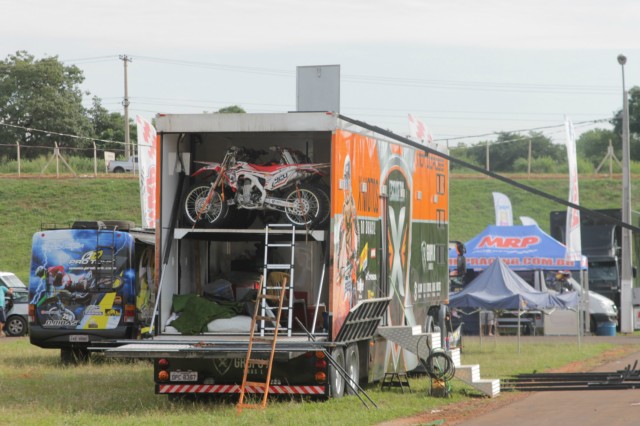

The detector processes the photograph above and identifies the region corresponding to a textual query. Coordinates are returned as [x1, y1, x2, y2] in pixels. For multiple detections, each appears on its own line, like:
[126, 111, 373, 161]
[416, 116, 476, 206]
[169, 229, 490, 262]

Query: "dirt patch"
[379, 346, 639, 426]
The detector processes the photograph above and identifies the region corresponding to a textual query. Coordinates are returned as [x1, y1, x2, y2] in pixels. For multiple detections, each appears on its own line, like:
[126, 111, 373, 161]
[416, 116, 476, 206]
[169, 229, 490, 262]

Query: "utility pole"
[120, 55, 132, 159]
[618, 54, 633, 333]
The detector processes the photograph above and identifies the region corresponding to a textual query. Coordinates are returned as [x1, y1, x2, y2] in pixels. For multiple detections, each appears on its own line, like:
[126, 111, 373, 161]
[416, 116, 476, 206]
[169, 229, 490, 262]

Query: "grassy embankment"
[1, 174, 635, 282]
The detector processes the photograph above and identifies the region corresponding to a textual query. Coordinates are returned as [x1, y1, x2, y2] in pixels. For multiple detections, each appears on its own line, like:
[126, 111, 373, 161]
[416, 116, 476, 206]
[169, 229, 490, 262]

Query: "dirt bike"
[183, 146, 331, 228]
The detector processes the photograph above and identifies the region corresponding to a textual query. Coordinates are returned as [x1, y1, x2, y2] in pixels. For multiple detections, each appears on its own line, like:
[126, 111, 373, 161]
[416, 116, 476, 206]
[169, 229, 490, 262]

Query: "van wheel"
[6, 316, 27, 337]
[329, 347, 345, 398]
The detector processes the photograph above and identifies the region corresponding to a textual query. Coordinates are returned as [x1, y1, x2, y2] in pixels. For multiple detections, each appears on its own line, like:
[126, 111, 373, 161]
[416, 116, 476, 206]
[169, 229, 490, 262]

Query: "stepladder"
[237, 224, 296, 411]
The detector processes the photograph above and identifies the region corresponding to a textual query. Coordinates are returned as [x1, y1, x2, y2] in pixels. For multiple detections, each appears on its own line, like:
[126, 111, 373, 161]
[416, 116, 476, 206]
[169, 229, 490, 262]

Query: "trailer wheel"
[329, 347, 346, 398]
[345, 344, 360, 395]
[182, 184, 228, 228]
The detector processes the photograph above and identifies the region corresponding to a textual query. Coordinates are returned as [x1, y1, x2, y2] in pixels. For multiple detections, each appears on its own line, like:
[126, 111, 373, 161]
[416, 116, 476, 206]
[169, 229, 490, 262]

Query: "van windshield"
[0, 274, 27, 289]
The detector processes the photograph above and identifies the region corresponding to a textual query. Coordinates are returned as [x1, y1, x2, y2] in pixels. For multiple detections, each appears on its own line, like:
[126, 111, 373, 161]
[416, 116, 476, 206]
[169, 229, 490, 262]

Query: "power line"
[433, 118, 610, 143]
[0, 122, 127, 146]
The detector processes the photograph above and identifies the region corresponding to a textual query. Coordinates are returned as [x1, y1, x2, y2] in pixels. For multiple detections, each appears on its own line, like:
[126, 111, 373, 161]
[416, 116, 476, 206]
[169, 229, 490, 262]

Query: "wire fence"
[0, 141, 135, 177]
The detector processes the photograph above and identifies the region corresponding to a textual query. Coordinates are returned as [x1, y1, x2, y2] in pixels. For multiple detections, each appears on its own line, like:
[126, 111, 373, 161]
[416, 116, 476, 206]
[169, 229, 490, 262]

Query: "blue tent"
[449, 257, 578, 310]
[450, 224, 588, 272]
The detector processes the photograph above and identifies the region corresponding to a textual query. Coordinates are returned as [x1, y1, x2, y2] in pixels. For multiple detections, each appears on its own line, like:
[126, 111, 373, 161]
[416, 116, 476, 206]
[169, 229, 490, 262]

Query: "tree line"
[0, 51, 638, 172]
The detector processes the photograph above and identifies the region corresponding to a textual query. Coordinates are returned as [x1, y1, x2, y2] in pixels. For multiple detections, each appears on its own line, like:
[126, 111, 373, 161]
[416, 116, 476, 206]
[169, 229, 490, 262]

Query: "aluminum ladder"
[237, 224, 295, 411]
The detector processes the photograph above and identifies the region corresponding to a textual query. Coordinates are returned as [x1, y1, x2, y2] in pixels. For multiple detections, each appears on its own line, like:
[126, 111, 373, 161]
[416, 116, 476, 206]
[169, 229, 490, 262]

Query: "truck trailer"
[104, 112, 455, 399]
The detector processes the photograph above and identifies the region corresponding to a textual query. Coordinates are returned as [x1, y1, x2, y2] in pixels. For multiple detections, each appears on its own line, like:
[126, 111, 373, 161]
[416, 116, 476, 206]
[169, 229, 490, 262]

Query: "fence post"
[528, 140, 532, 177]
[485, 140, 490, 171]
[93, 141, 98, 177]
[16, 142, 21, 178]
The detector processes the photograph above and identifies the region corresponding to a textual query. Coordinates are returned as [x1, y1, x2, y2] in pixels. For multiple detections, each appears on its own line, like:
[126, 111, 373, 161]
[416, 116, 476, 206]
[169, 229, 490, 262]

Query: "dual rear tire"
[329, 343, 360, 398]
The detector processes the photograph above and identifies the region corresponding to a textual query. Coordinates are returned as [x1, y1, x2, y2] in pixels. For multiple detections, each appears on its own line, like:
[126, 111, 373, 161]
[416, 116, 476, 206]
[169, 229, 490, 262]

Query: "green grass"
[449, 175, 635, 242]
[0, 177, 140, 281]
[1, 337, 637, 425]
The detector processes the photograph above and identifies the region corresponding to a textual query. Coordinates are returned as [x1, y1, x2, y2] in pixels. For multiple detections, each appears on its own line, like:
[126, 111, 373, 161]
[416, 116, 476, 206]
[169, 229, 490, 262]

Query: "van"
[28, 221, 155, 363]
[0, 272, 29, 336]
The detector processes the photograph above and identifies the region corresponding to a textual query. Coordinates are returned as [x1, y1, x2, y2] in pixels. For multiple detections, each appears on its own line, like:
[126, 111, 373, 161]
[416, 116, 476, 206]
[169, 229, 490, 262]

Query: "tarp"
[449, 225, 588, 272]
[449, 258, 578, 310]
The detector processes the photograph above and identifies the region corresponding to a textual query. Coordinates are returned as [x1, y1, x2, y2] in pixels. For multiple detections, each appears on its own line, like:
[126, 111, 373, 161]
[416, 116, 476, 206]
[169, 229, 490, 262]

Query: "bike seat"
[249, 164, 283, 172]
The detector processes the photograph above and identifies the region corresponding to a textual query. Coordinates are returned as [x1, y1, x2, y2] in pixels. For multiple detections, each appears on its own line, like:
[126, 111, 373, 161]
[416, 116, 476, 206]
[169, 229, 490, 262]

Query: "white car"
[0, 272, 29, 337]
[562, 277, 618, 332]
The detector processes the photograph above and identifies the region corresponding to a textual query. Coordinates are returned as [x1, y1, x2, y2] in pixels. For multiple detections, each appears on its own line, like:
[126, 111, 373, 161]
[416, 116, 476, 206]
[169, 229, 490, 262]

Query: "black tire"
[345, 344, 360, 395]
[315, 184, 331, 227]
[282, 183, 330, 228]
[5, 315, 27, 337]
[425, 315, 436, 333]
[182, 184, 229, 228]
[329, 347, 346, 398]
[113, 167, 124, 173]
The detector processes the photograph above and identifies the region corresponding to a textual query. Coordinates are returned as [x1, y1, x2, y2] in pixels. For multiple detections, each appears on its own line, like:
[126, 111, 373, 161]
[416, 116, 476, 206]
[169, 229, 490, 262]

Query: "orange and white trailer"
[104, 112, 453, 399]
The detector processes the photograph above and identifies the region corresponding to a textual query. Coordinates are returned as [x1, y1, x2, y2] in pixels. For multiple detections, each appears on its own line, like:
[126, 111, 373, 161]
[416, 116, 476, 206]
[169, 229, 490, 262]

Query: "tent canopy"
[449, 258, 578, 310]
[450, 224, 588, 272]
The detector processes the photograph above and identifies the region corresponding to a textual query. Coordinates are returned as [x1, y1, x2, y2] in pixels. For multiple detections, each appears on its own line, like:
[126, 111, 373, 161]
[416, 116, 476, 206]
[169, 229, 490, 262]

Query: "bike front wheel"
[182, 184, 229, 228]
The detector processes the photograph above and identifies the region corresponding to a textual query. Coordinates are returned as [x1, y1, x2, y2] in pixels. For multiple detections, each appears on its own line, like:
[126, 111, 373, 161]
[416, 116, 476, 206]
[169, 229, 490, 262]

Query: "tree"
[217, 105, 246, 113]
[0, 51, 92, 159]
[87, 97, 132, 156]
[576, 128, 619, 166]
[463, 131, 562, 172]
[610, 86, 640, 161]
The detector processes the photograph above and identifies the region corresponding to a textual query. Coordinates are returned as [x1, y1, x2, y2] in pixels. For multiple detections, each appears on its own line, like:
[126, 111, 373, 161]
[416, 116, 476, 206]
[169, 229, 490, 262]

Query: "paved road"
[461, 335, 640, 426]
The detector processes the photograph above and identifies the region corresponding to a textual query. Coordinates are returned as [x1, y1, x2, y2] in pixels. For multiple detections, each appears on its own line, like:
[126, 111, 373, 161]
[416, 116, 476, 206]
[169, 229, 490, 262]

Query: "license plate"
[69, 335, 89, 342]
[170, 371, 198, 382]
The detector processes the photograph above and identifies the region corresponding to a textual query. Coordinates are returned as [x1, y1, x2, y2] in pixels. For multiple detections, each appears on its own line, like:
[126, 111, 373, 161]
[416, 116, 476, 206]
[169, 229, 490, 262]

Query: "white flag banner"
[564, 117, 582, 261]
[136, 115, 157, 229]
[520, 216, 538, 226]
[408, 114, 433, 144]
[492, 192, 513, 226]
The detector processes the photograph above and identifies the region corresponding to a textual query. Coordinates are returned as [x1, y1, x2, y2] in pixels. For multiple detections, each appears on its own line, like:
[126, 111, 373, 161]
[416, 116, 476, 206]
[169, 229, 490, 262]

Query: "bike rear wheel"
[283, 183, 329, 228]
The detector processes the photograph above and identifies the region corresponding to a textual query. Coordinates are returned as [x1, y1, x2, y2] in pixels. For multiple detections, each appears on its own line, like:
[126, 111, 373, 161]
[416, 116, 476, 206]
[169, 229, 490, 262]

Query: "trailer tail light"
[158, 370, 169, 382]
[315, 351, 326, 359]
[315, 372, 327, 383]
[28, 304, 35, 323]
[157, 358, 170, 382]
[315, 359, 327, 369]
[124, 304, 136, 323]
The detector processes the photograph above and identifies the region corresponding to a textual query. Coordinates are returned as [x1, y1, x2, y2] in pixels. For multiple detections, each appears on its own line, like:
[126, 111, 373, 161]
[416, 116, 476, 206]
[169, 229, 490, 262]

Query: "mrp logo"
[478, 236, 540, 249]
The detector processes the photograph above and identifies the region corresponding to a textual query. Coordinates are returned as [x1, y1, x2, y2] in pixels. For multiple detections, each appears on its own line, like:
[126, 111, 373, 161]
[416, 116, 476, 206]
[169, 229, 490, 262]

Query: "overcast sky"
[3, 0, 639, 145]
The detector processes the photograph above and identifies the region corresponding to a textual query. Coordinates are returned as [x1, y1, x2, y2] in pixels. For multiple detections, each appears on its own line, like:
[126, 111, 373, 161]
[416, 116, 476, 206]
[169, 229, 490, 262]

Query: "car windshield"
[0, 274, 27, 289]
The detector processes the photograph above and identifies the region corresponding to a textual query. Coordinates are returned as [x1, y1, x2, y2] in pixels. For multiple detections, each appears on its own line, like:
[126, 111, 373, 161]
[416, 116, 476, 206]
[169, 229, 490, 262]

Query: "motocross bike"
[182, 146, 330, 228]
